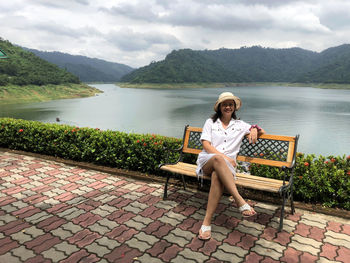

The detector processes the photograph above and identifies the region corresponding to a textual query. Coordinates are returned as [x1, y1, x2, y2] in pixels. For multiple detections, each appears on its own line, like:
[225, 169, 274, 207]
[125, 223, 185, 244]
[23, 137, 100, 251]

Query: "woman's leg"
[202, 155, 255, 216]
[202, 171, 224, 226]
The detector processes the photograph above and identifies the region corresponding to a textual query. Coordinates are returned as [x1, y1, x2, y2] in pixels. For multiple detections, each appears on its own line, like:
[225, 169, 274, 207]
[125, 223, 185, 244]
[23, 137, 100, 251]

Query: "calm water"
[1, 84, 350, 156]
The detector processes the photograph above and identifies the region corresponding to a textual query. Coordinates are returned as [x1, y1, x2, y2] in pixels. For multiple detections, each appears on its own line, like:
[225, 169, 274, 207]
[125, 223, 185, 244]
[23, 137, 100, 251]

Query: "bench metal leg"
[181, 174, 186, 190]
[163, 174, 170, 200]
[278, 191, 287, 232]
[290, 188, 295, 215]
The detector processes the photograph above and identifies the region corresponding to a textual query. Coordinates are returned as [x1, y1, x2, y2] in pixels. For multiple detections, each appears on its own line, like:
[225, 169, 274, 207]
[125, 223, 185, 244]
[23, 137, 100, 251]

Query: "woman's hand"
[248, 127, 265, 144]
[248, 128, 258, 144]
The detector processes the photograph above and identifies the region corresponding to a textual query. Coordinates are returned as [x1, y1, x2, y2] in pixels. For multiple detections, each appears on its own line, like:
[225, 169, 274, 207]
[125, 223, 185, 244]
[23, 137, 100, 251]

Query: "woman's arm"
[202, 140, 237, 167]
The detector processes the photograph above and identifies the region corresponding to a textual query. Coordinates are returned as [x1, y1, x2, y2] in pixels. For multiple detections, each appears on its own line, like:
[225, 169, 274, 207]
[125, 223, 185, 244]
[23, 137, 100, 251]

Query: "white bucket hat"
[214, 92, 242, 112]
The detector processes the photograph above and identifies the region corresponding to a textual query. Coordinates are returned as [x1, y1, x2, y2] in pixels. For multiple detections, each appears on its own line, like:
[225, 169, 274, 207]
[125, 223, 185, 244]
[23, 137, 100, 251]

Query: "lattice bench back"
[182, 126, 298, 168]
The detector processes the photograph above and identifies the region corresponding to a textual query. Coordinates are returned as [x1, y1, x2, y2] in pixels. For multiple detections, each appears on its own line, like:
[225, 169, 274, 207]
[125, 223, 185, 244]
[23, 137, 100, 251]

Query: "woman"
[196, 92, 265, 240]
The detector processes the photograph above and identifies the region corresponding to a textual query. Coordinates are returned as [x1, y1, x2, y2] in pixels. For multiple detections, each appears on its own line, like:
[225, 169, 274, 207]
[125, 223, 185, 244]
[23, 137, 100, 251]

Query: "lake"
[1, 84, 349, 157]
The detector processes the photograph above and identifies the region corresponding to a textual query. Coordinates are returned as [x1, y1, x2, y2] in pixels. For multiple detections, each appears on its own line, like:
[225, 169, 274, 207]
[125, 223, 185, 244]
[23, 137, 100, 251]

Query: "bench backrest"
[182, 125, 299, 168]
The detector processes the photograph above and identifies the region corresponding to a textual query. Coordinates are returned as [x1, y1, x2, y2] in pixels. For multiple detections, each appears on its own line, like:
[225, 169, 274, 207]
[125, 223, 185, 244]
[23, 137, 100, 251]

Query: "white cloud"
[0, 0, 349, 67]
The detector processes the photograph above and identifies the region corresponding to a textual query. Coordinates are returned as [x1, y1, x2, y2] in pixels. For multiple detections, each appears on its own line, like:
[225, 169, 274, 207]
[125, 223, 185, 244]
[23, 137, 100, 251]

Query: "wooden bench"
[159, 125, 299, 231]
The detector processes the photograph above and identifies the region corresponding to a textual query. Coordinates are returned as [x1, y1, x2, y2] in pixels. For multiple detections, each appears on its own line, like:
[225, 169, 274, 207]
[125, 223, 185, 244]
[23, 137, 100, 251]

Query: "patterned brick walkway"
[0, 151, 349, 263]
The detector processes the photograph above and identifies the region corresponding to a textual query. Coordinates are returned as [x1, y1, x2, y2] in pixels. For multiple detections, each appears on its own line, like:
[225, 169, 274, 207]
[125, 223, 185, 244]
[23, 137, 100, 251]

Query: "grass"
[0, 83, 102, 104]
[117, 82, 350, 90]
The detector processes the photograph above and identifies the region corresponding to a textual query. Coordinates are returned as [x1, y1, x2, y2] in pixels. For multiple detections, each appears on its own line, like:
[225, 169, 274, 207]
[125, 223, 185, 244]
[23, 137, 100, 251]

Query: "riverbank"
[0, 83, 102, 104]
[117, 82, 350, 90]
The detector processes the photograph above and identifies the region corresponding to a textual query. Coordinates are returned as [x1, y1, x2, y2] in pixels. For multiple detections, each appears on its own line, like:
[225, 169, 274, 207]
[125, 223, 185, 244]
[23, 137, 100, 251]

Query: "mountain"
[296, 44, 350, 83]
[121, 45, 350, 84]
[0, 38, 79, 86]
[26, 48, 134, 83]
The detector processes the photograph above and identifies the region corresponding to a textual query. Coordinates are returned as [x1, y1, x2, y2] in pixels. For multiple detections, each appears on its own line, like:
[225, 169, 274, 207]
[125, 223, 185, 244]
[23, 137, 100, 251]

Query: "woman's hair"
[211, 101, 238, 122]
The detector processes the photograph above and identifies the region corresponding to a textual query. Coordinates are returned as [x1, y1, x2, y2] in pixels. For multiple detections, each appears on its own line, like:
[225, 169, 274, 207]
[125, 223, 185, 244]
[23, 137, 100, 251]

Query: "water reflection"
[1, 84, 349, 156]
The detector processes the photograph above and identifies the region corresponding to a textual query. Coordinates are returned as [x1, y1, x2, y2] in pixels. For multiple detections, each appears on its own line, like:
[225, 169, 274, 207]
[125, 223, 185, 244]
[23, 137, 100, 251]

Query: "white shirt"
[196, 118, 251, 178]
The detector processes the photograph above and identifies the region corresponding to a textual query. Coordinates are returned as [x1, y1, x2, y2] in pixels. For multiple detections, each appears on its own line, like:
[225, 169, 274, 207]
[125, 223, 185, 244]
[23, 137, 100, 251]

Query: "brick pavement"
[0, 151, 349, 263]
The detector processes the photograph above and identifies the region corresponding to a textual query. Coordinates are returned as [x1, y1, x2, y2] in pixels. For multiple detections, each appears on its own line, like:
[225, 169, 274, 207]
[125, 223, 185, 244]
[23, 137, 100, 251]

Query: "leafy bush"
[0, 118, 180, 174]
[1, 117, 349, 210]
[250, 153, 350, 210]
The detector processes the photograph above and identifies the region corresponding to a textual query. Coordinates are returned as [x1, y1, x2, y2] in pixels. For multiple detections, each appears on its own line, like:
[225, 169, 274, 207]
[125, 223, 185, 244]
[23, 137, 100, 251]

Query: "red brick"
[143, 220, 165, 235]
[308, 226, 325, 241]
[147, 240, 172, 257]
[24, 194, 47, 204]
[274, 231, 292, 246]
[54, 192, 77, 202]
[0, 196, 16, 206]
[90, 173, 108, 180]
[336, 246, 350, 263]
[152, 224, 175, 239]
[342, 224, 350, 235]
[87, 181, 107, 189]
[261, 227, 277, 241]
[135, 185, 156, 194]
[280, 247, 302, 263]
[326, 221, 342, 232]
[40, 176, 59, 184]
[31, 185, 52, 193]
[25, 233, 60, 253]
[256, 213, 273, 225]
[244, 252, 264, 263]
[68, 229, 101, 248]
[320, 243, 338, 260]
[113, 180, 128, 187]
[0, 237, 19, 255]
[114, 228, 138, 243]
[294, 223, 311, 237]
[138, 195, 161, 206]
[12, 205, 38, 217]
[105, 244, 142, 263]
[186, 237, 205, 251]
[37, 216, 66, 231]
[60, 183, 79, 191]
[113, 212, 135, 224]
[286, 212, 302, 222]
[139, 206, 166, 220]
[72, 212, 102, 227]
[60, 249, 89, 263]
[24, 255, 51, 263]
[0, 171, 14, 177]
[213, 214, 229, 226]
[199, 238, 221, 256]
[178, 218, 198, 231]
[46, 203, 70, 214]
[261, 257, 280, 263]
[224, 230, 245, 246]
[300, 252, 318, 263]
[106, 225, 129, 239]
[237, 234, 258, 250]
[0, 220, 30, 235]
[12, 177, 31, 185]
[83, 190, 102, 198]
[3, 186, 25, 195]
[159, 244, 183, 262]
[44, 170, 62, 176]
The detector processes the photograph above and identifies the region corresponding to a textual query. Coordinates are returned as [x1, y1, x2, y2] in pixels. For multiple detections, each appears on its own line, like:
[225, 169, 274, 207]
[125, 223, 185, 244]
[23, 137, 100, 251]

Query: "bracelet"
[249, 125, 262, 131]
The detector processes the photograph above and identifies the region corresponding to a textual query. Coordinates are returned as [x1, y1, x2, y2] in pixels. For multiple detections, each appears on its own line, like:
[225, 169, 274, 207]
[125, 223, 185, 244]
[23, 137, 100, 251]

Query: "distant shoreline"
[116, 82, 350, 90]
[0, 83, 102, 105]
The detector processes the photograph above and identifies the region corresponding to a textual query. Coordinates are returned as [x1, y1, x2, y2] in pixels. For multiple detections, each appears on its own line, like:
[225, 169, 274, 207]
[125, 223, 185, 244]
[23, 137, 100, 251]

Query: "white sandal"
[198, 225, 211, 240]
[239, 203, 257, 218]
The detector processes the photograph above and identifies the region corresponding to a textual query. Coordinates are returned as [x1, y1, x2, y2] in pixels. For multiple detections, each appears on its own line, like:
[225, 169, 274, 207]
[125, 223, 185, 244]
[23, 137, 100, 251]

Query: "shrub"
[0, 118, 180, 174]
[1, 117, 349, 210]
[250, 152, 350, 210]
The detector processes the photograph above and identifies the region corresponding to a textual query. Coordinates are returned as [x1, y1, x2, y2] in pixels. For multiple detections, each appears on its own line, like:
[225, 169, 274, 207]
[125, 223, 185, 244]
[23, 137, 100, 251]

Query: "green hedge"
[1, 118, 349, 210]
[0, 118, 181, 174]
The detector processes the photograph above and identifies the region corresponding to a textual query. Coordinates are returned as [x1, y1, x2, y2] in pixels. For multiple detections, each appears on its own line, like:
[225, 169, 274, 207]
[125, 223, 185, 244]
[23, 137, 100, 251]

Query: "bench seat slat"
[160, 162, 287, 193]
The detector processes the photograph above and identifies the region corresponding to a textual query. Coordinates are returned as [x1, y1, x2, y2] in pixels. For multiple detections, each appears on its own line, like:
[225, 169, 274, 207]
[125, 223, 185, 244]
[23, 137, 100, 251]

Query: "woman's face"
[220, 99, 235, 116]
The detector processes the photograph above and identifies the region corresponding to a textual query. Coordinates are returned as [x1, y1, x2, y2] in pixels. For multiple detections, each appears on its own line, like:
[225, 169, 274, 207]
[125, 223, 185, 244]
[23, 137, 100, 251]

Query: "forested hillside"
[0, 38, 79, 86]
[121, 45, 350, 84]
[26, 48, 134, 83]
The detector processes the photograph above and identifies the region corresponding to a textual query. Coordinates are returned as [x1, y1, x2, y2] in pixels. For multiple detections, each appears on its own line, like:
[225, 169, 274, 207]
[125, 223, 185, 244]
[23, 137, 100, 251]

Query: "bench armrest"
[158, 145, 184, 168]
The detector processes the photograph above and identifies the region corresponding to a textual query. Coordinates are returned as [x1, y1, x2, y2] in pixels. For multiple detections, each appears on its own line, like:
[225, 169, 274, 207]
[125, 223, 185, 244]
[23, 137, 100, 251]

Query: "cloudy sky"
[1, 0, 350, 68]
